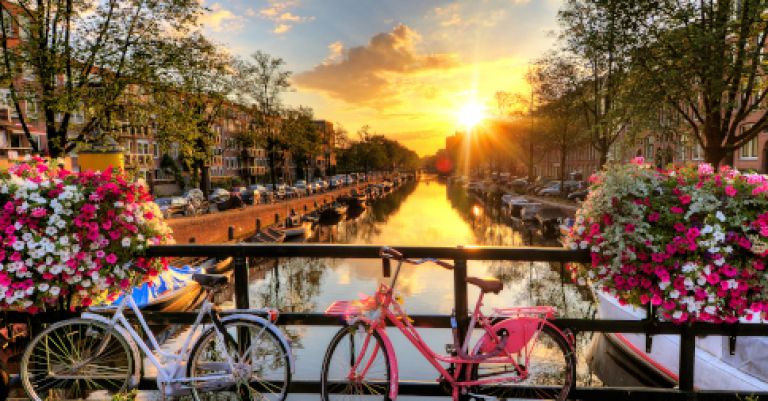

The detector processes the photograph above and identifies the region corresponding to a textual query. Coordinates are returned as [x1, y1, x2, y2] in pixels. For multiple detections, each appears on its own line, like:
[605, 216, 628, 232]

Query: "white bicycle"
[20, 273, 294, 401]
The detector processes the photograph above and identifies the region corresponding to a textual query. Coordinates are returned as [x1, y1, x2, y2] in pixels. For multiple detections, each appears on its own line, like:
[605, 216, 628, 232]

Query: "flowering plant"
[0, 158, 172, 312]
[567, 158, 768, 323]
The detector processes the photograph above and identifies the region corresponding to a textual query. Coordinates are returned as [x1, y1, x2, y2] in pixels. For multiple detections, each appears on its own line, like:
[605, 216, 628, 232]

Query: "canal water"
[246, 175, 602, 396]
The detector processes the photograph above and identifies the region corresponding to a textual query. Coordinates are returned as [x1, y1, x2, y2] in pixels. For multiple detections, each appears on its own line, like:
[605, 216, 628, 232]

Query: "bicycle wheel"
[188, 318, 291, 401]
[20, 318, 135, 401]
[469, 323, 575, 401]
[321, 322, 392, 401]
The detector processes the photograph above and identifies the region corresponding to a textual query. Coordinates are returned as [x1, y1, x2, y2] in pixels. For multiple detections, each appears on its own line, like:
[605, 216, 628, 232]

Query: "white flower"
[716, 211, 726, 222]
[121, 238, 131, 247]
[38, 283, 49, 292]
[49, 286, 60, 296]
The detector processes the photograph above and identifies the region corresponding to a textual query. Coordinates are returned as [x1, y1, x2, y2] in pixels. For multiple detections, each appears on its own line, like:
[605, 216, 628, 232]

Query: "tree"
[282, 106, 320, 181]
[236, 51, 291, 187]
[0, 0, 204, 157]
[150, 34, 235, 196]
[529, 54, 587, 195]
[559, 0, 644, 167]
[622, 0, 768, 165]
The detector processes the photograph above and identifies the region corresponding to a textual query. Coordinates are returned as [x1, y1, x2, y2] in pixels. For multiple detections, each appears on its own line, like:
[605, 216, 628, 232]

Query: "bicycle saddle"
[192, 273, 229, 288]
[466, 276, 503, 294]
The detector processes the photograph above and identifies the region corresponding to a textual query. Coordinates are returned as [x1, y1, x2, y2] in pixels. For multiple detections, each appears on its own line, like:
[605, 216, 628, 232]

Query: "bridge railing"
[7, 243, 767, 400]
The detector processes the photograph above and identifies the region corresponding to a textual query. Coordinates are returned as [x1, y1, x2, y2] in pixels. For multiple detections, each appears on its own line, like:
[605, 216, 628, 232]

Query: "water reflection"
[249, 175, 598, 385]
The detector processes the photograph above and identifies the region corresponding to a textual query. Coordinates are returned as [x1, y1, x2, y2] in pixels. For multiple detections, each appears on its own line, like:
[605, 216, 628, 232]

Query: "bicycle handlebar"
[379, 247, 454, 270]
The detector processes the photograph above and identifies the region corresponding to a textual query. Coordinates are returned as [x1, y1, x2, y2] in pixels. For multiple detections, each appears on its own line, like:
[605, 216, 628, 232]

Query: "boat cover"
[111, 262, 206, 308]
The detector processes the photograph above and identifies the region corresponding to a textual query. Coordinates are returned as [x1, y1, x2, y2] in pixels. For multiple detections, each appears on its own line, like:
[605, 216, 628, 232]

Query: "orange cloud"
[258, 0, 314, 34]
[293, 24, 458, 107]
[199, 3, 244, 32]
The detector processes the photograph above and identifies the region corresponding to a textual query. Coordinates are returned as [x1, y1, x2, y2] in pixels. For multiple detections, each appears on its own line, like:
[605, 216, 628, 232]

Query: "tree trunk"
[198, 159, 211, 198]
[560, 143, 567, 199]
[47, 126, 64, 159]
[268, 145, 277, 188]
[704, 146, 729, 166]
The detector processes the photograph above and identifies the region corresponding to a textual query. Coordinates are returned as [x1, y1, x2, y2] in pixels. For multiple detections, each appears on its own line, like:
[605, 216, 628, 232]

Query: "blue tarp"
[111, 264, 200, 308]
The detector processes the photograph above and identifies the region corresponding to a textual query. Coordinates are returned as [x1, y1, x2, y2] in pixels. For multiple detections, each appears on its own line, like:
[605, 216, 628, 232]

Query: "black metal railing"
[140, 243, 768, 400]
[6, 243, 767, 400]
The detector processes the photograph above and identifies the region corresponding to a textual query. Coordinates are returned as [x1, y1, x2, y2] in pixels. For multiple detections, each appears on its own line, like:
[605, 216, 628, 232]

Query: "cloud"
[323, 41, 344, 65]
[430, 1, 508, 29]
[434, 4, 462, 27]
[258, 0, 314, 34]
[293, 24, 458, 108]
[199, 3, 244, 32]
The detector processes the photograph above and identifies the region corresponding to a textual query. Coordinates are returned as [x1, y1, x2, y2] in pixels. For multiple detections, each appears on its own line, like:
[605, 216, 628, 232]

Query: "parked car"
[328, 178, 339, 189]
[250, 184, 272, 203]
[295, 180, 309, 195]
[344, 175, 355, 186]
[240, 187, 260, 205]
[538, 185, 562, 197]
[567, 189, 589, 202]
[208, 188, 230, 203]
[155, 197, 186, 219]
[315, 179, 328, 190]
[183, 189, 209, 215]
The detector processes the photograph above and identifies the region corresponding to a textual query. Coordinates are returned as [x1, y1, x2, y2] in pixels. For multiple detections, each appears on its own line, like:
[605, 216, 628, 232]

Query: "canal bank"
[166, 184, 370, 243]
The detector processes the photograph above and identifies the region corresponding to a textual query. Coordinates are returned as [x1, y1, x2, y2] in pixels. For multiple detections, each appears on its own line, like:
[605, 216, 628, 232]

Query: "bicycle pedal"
[445, 343, 456, 354]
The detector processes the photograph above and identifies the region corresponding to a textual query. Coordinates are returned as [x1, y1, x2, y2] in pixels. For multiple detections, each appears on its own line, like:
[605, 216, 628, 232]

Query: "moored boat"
[592, 290, 768, 391]
[111, 257, 232, 312]
[248, 226, 286, 243]
[535, 206, 570, 239]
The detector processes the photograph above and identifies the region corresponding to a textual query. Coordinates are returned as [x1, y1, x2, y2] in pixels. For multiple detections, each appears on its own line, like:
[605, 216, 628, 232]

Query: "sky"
[201, 0, 562, 156]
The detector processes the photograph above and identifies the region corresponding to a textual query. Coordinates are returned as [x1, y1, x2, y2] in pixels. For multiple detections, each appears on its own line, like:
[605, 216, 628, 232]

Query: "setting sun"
[456, 102, 487, 129]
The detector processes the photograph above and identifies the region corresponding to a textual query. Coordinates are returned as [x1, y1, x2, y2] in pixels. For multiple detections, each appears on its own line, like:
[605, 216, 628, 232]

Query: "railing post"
[234, 256, 250, 309]
[228, 226, 235, 241]
[453, 253, 469, 346]
[382, 258, 391, 278]
[679, 326, 695, 394]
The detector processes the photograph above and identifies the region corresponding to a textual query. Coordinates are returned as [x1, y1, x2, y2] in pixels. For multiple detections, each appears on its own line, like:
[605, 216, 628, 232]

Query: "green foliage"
[0, 0, 205, 157]
[337, 126, 419, 173]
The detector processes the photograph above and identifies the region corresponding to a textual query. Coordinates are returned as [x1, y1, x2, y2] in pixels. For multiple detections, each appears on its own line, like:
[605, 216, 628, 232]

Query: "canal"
[245, 175, 602, 397]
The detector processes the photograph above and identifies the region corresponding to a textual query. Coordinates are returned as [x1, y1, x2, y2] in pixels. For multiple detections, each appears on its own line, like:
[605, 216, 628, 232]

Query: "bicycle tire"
[469, 323, 575, 401]
[20, 318, 136, 401]
[321, 322, 393, 401]
[188, 318, 291, 401]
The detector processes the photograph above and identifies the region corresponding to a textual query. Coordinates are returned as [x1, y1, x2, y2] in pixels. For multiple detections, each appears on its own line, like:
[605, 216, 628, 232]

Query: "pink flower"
[725, 185, 738, 197]
[698, 163, 714, 176]
[631, 156, 645, 165]
[679, 195, 692, 205]
[105, 253, 117, 264]
[625, 224, 635, 233]
[670, 206, 684, 214]
[648, 212, 660, 222]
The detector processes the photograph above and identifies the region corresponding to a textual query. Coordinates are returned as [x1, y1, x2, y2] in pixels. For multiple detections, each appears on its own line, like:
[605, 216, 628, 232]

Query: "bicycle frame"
[369, 283, 544, 387]
[85, 291, 239, 391]
[328, 256, 571, 399]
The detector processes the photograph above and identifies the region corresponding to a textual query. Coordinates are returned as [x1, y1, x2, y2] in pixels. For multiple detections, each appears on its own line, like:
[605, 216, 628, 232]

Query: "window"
[136, 140, 150, 155]
[645, 136, 654, 159]
[153, 143, 159, 158]
[741, 137, 759, 159]
[692, 144, 704, 160]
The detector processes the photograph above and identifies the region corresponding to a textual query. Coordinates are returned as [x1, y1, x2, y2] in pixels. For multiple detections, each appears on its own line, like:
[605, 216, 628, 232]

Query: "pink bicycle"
[320, 247, 576, 401]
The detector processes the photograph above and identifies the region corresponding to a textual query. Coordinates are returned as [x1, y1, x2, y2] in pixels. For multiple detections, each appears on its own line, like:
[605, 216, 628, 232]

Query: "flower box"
[0, 158, 172, 312]
[567, 158, 768, 323]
